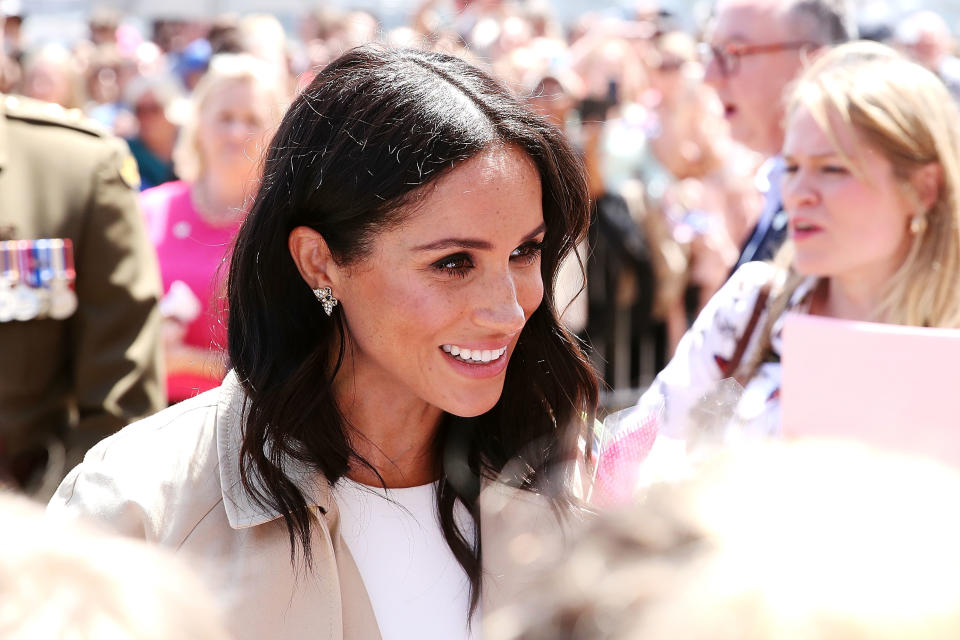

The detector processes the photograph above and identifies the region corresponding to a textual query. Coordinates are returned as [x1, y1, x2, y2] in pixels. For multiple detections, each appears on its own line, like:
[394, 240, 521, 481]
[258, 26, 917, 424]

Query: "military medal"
[0, 241, 16, 322]
[48, 238, 78, 319]
[13, 241, 42, 321]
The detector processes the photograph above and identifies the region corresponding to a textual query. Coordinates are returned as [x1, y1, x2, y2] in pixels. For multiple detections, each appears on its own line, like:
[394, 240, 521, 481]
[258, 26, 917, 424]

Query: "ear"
[288, 226, 341, 291]
[911, 162, 943, 214]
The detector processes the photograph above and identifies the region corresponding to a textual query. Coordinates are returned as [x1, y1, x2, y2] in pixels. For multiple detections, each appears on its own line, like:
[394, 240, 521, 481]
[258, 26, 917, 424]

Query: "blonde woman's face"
[197, 79, 275, 183]
[781, 106, 913, 283]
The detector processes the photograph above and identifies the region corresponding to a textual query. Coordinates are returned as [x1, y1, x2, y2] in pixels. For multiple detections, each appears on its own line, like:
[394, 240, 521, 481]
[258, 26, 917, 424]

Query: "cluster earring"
[910, 215, 928, 235]
[312, 286, 339, 316]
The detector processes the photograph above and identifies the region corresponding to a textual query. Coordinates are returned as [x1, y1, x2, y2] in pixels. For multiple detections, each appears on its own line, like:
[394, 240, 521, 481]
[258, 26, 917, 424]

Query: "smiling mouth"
[441, 344, 507, 364]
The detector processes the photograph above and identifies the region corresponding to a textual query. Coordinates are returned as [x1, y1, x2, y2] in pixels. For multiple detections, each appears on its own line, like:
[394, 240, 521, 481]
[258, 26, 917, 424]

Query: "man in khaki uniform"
[0, 91, 166, 497]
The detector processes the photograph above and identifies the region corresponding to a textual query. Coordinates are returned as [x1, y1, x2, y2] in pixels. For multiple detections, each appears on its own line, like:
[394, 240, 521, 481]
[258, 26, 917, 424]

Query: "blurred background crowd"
[3, 1, 960, 638]
[3, 0, 958, 404]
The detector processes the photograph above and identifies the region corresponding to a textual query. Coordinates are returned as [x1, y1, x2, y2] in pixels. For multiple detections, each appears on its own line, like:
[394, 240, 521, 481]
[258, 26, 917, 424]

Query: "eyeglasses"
[698, 41, 816, 77]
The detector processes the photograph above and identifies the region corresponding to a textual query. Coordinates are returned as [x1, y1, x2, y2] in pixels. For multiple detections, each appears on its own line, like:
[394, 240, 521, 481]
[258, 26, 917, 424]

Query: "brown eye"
[510, 241, 543, 265]
[431, 253, 473, 278]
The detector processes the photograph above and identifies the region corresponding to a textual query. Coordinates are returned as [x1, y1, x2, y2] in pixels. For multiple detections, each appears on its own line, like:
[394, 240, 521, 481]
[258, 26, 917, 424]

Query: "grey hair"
[786, 0, 858, 45]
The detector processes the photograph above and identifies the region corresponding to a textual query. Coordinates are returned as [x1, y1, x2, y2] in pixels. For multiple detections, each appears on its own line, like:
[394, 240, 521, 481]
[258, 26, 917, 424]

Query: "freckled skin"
[333, 145, 546, 420]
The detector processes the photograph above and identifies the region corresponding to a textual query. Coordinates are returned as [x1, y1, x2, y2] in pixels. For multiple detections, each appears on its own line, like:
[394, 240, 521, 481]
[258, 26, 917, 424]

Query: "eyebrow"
[412, 222, 546, 252]
[783, 152, 842, 161]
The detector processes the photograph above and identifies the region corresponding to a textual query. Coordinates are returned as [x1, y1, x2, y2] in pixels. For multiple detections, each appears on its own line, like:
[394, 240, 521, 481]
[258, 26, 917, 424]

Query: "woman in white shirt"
[637, 41, 960, 445]
[49, 45, 599, 640]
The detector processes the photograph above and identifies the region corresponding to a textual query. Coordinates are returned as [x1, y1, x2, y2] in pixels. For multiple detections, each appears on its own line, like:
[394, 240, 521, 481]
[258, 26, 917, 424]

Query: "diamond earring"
[312, 286, 339, 316]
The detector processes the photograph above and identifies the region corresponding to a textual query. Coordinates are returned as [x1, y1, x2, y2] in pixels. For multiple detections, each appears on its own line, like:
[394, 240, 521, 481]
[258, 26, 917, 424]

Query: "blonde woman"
[634, 41, 960, 441]
[139, 54, 286, 403]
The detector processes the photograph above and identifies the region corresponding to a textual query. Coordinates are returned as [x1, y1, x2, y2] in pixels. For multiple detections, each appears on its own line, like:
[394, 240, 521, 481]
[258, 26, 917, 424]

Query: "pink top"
[140, 180, 242, 402]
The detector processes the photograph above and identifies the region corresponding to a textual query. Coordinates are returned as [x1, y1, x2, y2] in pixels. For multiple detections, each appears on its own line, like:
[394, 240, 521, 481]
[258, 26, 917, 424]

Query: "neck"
[333, 349, 444, 488]
[193, 172, 248, 224]
[819, 274, 887, 322]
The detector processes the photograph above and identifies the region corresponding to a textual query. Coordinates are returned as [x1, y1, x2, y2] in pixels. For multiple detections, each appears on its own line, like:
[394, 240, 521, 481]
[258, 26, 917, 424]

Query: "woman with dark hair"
[49, 44, 598, 640]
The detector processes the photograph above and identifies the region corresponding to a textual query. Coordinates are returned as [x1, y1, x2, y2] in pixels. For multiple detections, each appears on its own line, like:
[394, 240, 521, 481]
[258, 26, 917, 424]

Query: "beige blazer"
[48, 371, 582, 640]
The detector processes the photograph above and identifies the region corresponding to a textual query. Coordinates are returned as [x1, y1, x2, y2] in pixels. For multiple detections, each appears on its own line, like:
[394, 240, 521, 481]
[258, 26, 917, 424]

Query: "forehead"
[202, 79, 266, 109]
[397, 145, 543, 234]
[710, 0, 794, 42]
[784, 104, 863, 157]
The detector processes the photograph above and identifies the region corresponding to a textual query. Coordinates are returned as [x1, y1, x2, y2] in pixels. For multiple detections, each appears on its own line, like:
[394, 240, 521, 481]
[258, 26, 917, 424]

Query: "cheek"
[827, 185, 907, 246]
[343, 270, 456, 349]
[519, 268, 545, 318]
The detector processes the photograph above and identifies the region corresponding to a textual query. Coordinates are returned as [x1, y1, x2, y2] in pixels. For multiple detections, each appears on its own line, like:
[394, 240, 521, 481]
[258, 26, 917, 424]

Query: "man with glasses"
[701, 0, 855, 271]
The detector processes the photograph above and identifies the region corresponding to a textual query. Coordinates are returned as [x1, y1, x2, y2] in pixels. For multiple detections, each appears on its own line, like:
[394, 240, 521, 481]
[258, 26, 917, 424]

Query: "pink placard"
[781, 313, 960, 466]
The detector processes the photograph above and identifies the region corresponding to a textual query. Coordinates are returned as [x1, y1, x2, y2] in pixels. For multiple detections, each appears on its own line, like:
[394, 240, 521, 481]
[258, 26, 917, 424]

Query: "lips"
[441, 344, 507, 364]
[439, 342, 512, 379]
[790, 218, 824, 240]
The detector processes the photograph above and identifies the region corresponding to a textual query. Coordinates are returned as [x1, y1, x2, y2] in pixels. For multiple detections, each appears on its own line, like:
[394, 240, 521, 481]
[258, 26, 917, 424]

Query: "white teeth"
[440, 345, 507, 364]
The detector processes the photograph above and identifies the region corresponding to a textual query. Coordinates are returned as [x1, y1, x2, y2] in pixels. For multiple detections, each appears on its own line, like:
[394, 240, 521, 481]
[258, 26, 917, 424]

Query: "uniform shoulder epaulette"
[2, 94, 109, 138]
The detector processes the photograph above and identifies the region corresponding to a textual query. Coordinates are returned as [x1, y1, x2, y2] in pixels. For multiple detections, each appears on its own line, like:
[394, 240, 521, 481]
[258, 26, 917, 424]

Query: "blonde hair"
[789, 41, 960, 328]
[0, 493, 230, 640]
[737, 42, 960, 382]
[172, 53, 288, 183]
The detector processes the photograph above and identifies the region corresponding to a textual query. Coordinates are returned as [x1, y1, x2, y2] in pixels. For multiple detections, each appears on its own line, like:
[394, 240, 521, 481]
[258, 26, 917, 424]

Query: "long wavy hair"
[227, 44, 598, 611]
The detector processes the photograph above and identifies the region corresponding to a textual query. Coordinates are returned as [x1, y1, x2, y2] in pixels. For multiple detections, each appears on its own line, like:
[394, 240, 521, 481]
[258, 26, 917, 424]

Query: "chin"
[792, 259, 831, 278]
[441, 385, 506, 418]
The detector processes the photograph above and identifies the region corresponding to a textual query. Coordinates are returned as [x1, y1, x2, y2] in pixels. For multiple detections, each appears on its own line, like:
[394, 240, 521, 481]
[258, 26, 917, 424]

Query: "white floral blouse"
[635, 262, 818, 447]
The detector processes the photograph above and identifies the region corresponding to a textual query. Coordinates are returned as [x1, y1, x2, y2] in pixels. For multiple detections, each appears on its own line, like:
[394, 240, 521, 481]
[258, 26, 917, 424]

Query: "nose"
[471, 270, 530, 336]
[781, 169, 819, 212]
[229, 121, 251, 142]
[703, 55, 723, 89]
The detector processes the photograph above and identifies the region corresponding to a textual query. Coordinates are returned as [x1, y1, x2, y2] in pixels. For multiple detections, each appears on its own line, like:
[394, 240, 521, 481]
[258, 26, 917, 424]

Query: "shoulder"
[3, 95, 141, 188]
[48, 388, 226, 544]
[684, 262, 781, 369]
[701, 262, 779, 323]
[3, 95, 108, 136]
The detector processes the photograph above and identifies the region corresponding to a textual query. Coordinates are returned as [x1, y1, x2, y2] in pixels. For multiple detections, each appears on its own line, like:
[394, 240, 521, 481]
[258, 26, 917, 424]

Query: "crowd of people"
[2, 0, 960, 638]
[2, 1, 959, 388]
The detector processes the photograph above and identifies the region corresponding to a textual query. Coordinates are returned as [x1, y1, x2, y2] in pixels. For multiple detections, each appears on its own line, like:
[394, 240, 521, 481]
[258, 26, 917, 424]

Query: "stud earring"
[312, 286, 339, 316]
[910, 215, 928, 235]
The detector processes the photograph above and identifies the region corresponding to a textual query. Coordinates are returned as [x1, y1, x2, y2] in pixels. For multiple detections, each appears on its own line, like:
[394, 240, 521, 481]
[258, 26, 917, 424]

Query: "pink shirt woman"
[141, 54, 286, 403]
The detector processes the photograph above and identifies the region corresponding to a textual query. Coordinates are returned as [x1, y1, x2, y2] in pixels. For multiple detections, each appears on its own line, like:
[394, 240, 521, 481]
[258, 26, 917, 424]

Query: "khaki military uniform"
[0, 94, 165, 497]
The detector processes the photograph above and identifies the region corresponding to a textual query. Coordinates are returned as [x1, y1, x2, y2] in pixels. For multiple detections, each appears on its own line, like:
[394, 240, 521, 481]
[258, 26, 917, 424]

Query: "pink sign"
[781, 313, 960, 466]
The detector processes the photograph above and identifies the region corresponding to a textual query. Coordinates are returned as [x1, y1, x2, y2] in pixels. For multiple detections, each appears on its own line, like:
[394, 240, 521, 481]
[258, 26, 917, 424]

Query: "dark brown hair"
[227, 44, 598, 611]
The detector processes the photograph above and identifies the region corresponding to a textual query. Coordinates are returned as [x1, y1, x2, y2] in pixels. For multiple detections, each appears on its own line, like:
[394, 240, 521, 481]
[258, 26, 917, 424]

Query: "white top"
[332, 478, 479, 640]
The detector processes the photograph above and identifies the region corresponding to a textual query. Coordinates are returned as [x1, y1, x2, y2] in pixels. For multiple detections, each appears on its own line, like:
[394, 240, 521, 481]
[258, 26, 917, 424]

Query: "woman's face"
[197, 78, 275, 183]
[781, 106, 913, 282]
[332, 145, 546, 418]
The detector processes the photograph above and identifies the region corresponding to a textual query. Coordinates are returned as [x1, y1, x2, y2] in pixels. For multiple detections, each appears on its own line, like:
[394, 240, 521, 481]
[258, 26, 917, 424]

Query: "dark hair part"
[787, 0, 858, 45]
[227, 44, 598, 612]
